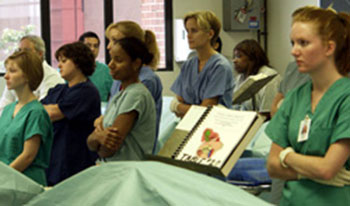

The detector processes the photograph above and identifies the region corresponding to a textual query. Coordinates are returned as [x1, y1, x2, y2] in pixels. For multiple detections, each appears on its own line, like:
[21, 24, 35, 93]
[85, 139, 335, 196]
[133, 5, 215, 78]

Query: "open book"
[233, 73, 277, 104]
[148, 105, 265, 177]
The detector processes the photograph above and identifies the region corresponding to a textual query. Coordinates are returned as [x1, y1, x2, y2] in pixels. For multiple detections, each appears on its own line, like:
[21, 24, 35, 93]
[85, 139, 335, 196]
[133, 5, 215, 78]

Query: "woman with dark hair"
[105, 21, 162, 153]
[0, 50, 53, 185]
[233, 39, 281, 113]
[41, 42, 101, 185]
[87, 37, 156, 161]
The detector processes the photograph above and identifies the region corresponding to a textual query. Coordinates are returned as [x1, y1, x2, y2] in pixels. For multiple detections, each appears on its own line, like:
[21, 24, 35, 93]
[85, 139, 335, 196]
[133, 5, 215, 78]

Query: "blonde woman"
[170, 11, 234, 118]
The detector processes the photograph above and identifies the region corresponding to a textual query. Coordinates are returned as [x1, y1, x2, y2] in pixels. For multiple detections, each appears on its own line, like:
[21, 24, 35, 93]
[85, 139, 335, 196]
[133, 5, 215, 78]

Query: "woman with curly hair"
[41, 42, 101, 185]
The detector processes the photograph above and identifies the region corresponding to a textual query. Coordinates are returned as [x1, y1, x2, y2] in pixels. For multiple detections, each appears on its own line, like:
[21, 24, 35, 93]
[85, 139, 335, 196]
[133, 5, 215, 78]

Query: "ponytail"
[144, 30, 160, 70]
[292, 6, 350, 76]
[336, 12, 350, 75]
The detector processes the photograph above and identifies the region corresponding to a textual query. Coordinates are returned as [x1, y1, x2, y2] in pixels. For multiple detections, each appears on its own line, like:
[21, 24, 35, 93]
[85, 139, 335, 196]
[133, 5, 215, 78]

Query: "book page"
[249, 73, 268, 81]
[233, 73, 277, 104]
[176, 105, 207, 131]
[175, 106, 257, 168]
[157, 105, 207, 157]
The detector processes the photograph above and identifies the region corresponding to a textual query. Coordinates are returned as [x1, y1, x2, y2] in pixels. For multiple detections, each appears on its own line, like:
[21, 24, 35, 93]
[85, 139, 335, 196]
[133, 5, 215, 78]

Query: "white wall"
[157, 0, 319, 96]
[158, 0, 257, 96]
[0, 77, 4, 95]
[267, 0, 318, 75]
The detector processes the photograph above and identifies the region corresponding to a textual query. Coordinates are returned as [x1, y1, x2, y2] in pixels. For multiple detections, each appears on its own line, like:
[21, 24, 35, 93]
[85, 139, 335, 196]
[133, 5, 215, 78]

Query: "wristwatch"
[279, 147, 294, 168]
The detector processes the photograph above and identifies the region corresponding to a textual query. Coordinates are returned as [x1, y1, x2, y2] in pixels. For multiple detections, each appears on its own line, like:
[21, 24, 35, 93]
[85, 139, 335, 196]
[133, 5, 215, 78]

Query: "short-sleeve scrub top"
[266, 77, 350, 206]
[0, 100, 53, 185]
[171, 53, 235, 108]
[41, 80, 101, 185]
[103, 83, 156, 161]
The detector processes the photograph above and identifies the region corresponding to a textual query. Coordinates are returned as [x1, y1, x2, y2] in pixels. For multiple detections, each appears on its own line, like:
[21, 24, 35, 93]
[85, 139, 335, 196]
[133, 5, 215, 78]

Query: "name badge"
[298, 115, 311, 142]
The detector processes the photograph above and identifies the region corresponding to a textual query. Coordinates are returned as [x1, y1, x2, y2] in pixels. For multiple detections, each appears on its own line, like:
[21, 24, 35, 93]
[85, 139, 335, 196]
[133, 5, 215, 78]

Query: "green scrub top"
[0, 100, 53, 186]
[89, 61, 113, 102]
[266, 78, 350, 206]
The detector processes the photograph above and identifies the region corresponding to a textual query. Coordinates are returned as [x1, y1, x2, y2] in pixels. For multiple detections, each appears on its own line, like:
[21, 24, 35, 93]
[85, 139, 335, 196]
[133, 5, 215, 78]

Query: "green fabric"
[0, 100, 53, 186]
[0, 162, 44, 205]
[89, 61, 113, 102]
[26, 161, 272, 206]
[266, 78, 350, 206]
[103, 83, 156, 161]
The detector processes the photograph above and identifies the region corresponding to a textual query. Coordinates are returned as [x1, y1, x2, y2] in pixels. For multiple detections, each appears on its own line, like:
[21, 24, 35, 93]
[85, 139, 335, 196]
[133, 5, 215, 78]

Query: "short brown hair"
[184, 10, 221, 46]
[55, 42, 95, 76]
[5, 50, 43, 91]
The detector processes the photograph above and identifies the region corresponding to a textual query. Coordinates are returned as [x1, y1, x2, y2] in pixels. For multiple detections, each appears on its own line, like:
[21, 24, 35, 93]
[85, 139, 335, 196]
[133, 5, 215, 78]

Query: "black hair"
[116, 37, 153, 66]
[79, 31, 100, 46]
[215, 36, 222, 53]
[55, 42, 95, 76]
[234, 39, 269, 76]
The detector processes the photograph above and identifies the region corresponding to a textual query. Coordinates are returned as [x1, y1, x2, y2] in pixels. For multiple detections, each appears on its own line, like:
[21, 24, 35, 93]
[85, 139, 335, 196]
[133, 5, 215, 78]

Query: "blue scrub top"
[171, 53, 235, 108]
[41, 80, 101, 186]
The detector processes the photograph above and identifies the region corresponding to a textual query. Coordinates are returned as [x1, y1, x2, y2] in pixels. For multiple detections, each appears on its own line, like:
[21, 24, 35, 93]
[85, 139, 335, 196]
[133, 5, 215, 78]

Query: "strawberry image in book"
[196, 128, 223, 158]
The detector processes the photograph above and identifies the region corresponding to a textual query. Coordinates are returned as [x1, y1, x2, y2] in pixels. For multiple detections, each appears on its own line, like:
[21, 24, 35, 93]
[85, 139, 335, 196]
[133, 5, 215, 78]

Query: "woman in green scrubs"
[266, 6, 350, 206]
[0, 50, 53, 186]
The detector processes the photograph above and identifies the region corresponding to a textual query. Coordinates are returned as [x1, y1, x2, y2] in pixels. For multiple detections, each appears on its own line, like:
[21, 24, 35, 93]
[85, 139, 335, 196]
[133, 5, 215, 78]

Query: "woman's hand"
[170, 97, 185, 117]
[43, 104, 65, 122]
[96, 111, 138, 158]
[267, 143, 298, 180]
[10, 135, 41, 172]
[299, 167, 350, 187]
[268, 139, 350, 181]
[284, 139, 350, 180]
[94, 115, 104, 132]
[95, 127, 121, 150]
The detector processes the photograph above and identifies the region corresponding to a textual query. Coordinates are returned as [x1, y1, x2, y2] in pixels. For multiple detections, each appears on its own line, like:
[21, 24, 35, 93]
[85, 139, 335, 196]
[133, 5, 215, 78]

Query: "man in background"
[0, 35, 64, 115]
[79, 31, 113, 102]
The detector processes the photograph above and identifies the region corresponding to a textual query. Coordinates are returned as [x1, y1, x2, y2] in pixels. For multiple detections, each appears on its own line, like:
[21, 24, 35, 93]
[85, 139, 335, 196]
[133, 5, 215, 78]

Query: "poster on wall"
[319, 0, 350, 12]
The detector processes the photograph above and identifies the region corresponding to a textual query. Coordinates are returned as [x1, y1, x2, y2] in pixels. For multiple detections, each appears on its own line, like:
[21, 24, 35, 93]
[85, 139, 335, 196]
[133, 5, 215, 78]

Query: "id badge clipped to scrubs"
[298, 115, 311, 142]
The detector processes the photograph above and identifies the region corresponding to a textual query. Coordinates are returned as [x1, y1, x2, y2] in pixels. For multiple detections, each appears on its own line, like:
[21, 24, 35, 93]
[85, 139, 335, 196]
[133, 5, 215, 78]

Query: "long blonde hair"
[106, 21, 160, 70]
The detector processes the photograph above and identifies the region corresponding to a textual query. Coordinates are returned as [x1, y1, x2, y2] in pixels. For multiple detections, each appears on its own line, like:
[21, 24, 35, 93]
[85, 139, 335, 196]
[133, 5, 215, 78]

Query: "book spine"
[172, 106, 213, 158]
